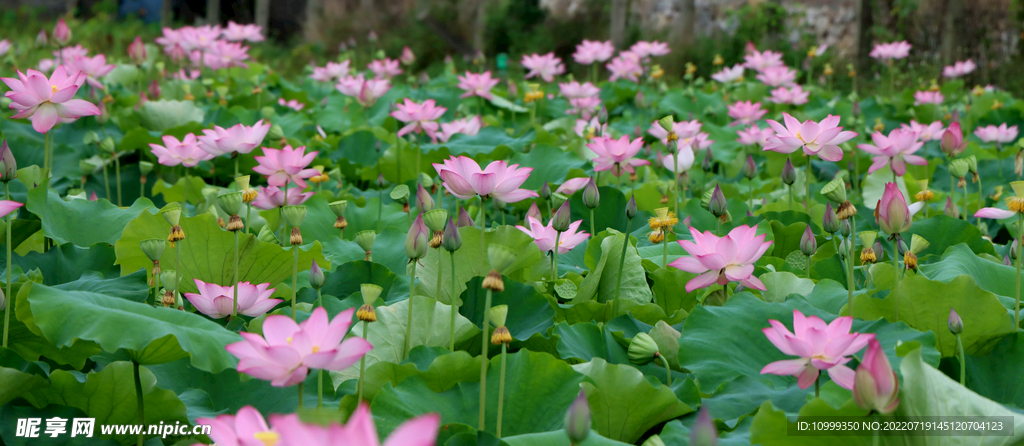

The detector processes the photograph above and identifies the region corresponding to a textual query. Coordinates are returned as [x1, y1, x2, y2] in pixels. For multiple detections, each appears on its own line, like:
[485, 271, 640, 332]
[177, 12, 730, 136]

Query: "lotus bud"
[540, 182, 551, 200]
[457, 207, 475, 227]
[643, 436, 666, 446]
[1005, 255, 1013, 266]
[742, 155, 756, 180]
[840, 219, 852, 237]
[416, 183, 434, 212]
[526, 202, 542, 221]
[552, 200, 572, 232]
[35, 29, 48, 47]
[309, 260, 325, 289]
[896, 237, 908, 256]
[160, 270, 180, 291]
[823, 203, 840, 234]
[625, 195, 637, 220]
[268, 124, 285, 141]
[405, 214, 429, 259]
[941, 122, 966, 157]
[800, 226, 817, 256]
[0, 141, 16, 182]
[358, 283, 382, 322]
[944, 196, 959, 219]
[872, 240, 884, 261]
[877, 183, 911, 235]
[597, 106, 609, 127]
[852, 339, 900, 414]
[53, 18, 71, 45]
[443, 218, 462, 252]
[423, 209, 448, 233]
[217, 192, 244, 217]
[948, 308, 963, 334]
[99, 137, 115, 154]
[781, 158, 796, 186]
[128, 36, 147, 65]
[627, 332, 660, 366]
[564, 389, 591, 445]
[708, 185, 727, 218]
[690, 407, 718, 446]
[257, 225, 279, 244]
[582, 177, 600, 209]
[821, 177, 847, 204]
[635, 91, 646, 109]
[838, 238, 850, 260]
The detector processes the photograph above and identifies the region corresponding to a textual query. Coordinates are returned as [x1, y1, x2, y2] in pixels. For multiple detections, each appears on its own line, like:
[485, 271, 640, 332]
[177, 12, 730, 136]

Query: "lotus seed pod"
[488, 244, 517, 274]
[658, 115, 674, 133]
[257, 225, 279, 244]
[643, 435, 666, 446]
[858, 231, 878, 248]
[909, 234, 929, 255]
[821, 177, 847, 204]
[281, 205, 307, 228]
[217, 191, 244, 216]
[160, 204, 182, 226]
[80, 160, 97, 176]
[160, 270, 180, 291]
[423, 209, 448, 233]
[361, 283, 383, 305]
[329, 200, 348, 217]
[390, 184, 410, 204]
[355, 230, 376, 253]
[268, 124, 284, 140]
[627, 332, 660, 366]
[489, 305, 509, 328]
[140, 239, 166, 262]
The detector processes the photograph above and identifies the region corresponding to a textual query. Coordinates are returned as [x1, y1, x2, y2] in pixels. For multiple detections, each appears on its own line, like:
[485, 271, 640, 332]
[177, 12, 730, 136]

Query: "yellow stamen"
[253, 432, 280, 446]
[51, 84, 59, 93]
[312, 346, 320, 353]
[285, 337, 292, 344]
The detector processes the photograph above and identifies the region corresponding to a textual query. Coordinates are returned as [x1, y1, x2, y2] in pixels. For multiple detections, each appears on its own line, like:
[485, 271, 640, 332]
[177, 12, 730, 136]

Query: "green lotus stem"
[415, 140, 421, 185]
[182, 167, 190, 217]
[378, 186, 384, 233]
[290, 245, 298, 319]
[976, 177, 983, 230]
[956, 333, 966, 386]
[450, 252, 457, 351]
[316, 288, 323, 308]
[478, 195, 487, 259]
[553, 232, 562, 279]
[404, 261, 417, 359]
[396, 141, 402, 187]
[245, 203, 252, 234]
[612, 220, 633, 317]
[317, 369, 323, 408]
[42, 132, 50, 188]
[807, 256, 813, 278]
[529, 102, 536, 127]
[232, 229, 240, 317]
[788, 185, 793, 210]
[3, 183, 11, 347]
[357, 320, 368, 402]
[478, 288, 493, 431]
[805, 155, 812, 212]
[297, 381, 304, 409]
[133, 360, 145, 446]
[436, 248, 443, 311]
[234, 156, 240, 178]
[662, 230, 669, 269]
[848, 219, 857, 317]
[748, 178, 753, 211]
[590, 208, 595, 238]
[660, 354, 672, 385]
[497, 342, 507, 438]
[102, 158, 111, 201]
[616, 167, 622, 189]
[893, 236, 901, 323]
[115, 155, 122, 207]
[1016, 214, 1023, 329]
[962, 182, 968, 222]
[281, 188, 289, 247]
[175, 241, 182, 308]
[716, 218, 722, 237]
[815, 375, 820, 398]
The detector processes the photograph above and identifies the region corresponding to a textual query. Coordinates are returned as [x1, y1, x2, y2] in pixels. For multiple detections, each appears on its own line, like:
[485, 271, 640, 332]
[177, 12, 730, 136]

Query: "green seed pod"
[140, 239, 166, 262]
[257, 225, 279, 244]
[423, 209, 449, 233]
[821, 177, 847, 204]
[361, 283, 383, 305]
[627, 332, 660, 366]
[909, 233, 929, 255]
[658, 115, 674, 133]
[139, 161, 154, 176]
[329, 200, 348, 218]
[488, 244, 517, 274]
[355, 230, 376, 253]
[642, 435, 666, 446]
[160, 270, 180, 291]
[235, 175, 250, 190]
[949, 159, 970, 178]
[281, 205, 307, 228]
[390, 184, 410, 204]
[489, 305, 509, 328]
[160, 204, 182, 226]
[80, 160, 97, 176]
[99, 136, 116, 154]
[217, 191, 244, 216]
[268, 124, 285, 140]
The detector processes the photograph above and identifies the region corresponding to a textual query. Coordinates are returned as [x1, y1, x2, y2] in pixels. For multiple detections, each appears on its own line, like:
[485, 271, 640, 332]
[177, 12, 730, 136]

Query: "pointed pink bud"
[852, 339, 899, 414]
[53, 18, 71, 45]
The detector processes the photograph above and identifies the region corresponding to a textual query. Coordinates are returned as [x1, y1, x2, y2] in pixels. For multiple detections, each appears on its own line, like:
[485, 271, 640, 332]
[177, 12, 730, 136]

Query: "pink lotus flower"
[678, 132, 714, 152]
[764, 113, 857, 162]
[194, 40, 250, 70]
[755, 65, 796, 87]
[586, 135, 650, 176]
[877, 182, 912, 235]
[728, 101, 767, 126]
[390, 98, 447, 140]
[222, 21, 265, 42]
[516, 216, 590, 254]
[457, 71, 500, 100]
[913, 91, 943, 105]
[670, 225, 773, 292]
[767, 85, 809, 105]
[368, 58, 402, 79]
[66, 54, 114, 90]
[278, 98, 305, 111]
[559, 81, 600, 99]
[174, 69, 200, 80]
[853, 338, 900, 414]
[0, 39, 11, 57]
[432, 156, 538, 203]
[53, 18, 71, 45]
[606, 53, 643, 82]
[127, 36, 147, 65]
[870, 41, 912, 61]
[974, 207, 1015, 220]
[400, 46, 416, 65]
[253, 145, 320, 188]
[252, 185, 314, 210]
[0, 200, 24, 219]
[155, 27, 182, 52]
[35, 30, 48, 47]
[54, 45, 88, 61]
[2, 66, 100, 133]
[179, 25, 222, 52]
[629, 41, 670, 59]
[185, 279, 280, 319]
[760, 309, 874, 389]
[942, 60, 975, 78]
[573, 40, 615, 65]
[437, 116, 482, 143]
[197, 406, 279, 446]
[149, 134, 213, 167]
[567, 96, 602, 119]
[574, 117, 607, 138]
[974, 123, 1019, 144]
[743, 50, 784, 72]
[198, 120, 271, 157]
[858, 128, 926, 176]
[900, 120, 944, 141]
[335, 75, 390, 107]
[711, 64, 745, 83]
[554, 177, 591, 195]
[311, 61, 351, 82]
[941, 122, 967, 156]
[737, 125, 775, 147]
[662, 146, 695, 173]
[648, 120, 702, 146]
[226, 307, 372, 386]
[272, 403, 440, 446]
[522, 53, 565, 82]
[36, 59, 56, 73]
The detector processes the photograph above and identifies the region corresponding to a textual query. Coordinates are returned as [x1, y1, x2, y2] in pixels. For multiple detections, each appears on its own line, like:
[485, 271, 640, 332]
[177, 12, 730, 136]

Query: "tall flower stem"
[805, 155, 812, 211]
[956, 332, 966, 386]
[133, 360, 145, 446]
[175, 241, 182, 307]
[848, 218, 857, 316]
[182, 167, 190, 217]
[297, 381, 304, 409]
[478, 288, 493, 431]
[962, 182, 968, 222]
[102, 158, 111, 201]
[357, 320, 368, 401]
[976, 177, 984, 230]
[553, 232, 562, 279]
[893, 236, 901, 322]
[114, 155, 123, 207]
[316, 288, 322, 307]
[3, 183, 11, 347]
[450, 252, 458, 351]
[404, 261, 418, 359]
[660, 355, 672, 385]
[612, 220, 633, 317]
[590, 208, 595, 237]
[232, 229, 240, 317]
[662, 231, 668, 269]
[281, 189, 289, 248]
[1016, 214, 1023, 329]
[290, 245, 299, 319]
[788, 185, 794, 210]
[748, 178, 753, 211]
[245, 203, 252, 234]
[43, 132, 50, 187]
[317, 369, 323, 408]
[496, 342, 507, 438]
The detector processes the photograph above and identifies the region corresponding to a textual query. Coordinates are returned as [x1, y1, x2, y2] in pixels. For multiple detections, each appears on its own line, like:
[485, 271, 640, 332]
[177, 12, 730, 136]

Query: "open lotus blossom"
[253, 145, 320, 188]
[737, 125, 775, 147]
[391, 98, 447, 140]
[728, 100, 767, 126]
[335, 74, 391, 107]
[516, 216, 590, 254]
[222, 21, 264, 42]
[974, 207, 1016, 220]
[767, 85, 809, 105]
[437, 116, 482, 143]
[606, 52, 643, 82]
[913, 90, 944, 105]
[870, 41, 912, 61]
[942, 59, 976, 78]
[629, 40, 670, 59]
[678, 132, 714, 152]
[278, 98, 305, 111]
[457, 71, 500, 100]
[670, 225, 773, 292]
[433, 156, 538, 203]
[185, 279, 280, 319]
[711, 64, 744, 83]
[197, 406, 279, 446]
[149, 134, 213, 167]
[522, 53, 565, 82]
[272, 403, 440, 446]
[755, 65, 796, 87]
[858, 128, 926, 176]
[554, 177, 591, 195]
[180, 24, 223, 52]
[648, 119, 702, 146]
[760, 309, 875, 390]
[66, 54, 114, 90]
[54, 45, 89, 62]
[853, 339, 900, 414]
[2, 66, 100, 133]
[764, 113, 857, 162]
[567, 96, 602, 118]
[226, 307, 372, 387]
[743, 50, 784, 72]
[192, 40, 250, 70]
[974, 123, 1019, 144]
[587, 135, 649, 176]
[310, 61, 351, 82]
[574, 117, 607, 139]
[368, 58, 402, 79]
[252, 185, 314, 210]
[662, 146, 695, 173]
[198, 120, 271, 157]
[559, 81, 600, 99]
[174, 68, 200, 80]
[900, 120, 944, 141]
[573, 40, 615, 65]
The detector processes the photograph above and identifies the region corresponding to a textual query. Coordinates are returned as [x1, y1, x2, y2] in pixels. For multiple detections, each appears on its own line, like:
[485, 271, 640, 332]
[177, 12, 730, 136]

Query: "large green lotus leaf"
[114, 210, 328, 295]
[902, 216, 996, 257]
[50, 269, 150, 302]
[573, 358, 693, 443]
[0, 219, 41, 252]
[648, 268, 700, 318]
[570, 186, 631, 235]
[4, 284, 100, 368]
[329, 295, 479, 387]
[759, 271, 815, 303]
[509, 144, 587, 190]
[920, 244, 1018, 307]
[22, 282, 240, 371]
[309, 260, 409, 304]
[340, 350, 480, 405]
[138, 100, 205, 131]
[678, 293, 939, 393]
[0, 349, 48, 406]
[503, 430, 630, 446]
[150, 176, 209, 206]
[749, 399, 872, 446]
[22, 361, 188, 446]
[458, 276, 555, 341]
[24, 188, 157, 247]
[573, 231, 652, 306]
[415, 226, 544, 303]
[555, 321, 629, 364]
[850, 274, 1014, 356]
[1, 244, 119, 285]
[421, 126, 535, 157]
[659, 418, 752, 446]
[966, 333, 1024, 408]
[0, 400, 120, 446]
[700, 376, 812, 428]
[370, 350, 584, 438]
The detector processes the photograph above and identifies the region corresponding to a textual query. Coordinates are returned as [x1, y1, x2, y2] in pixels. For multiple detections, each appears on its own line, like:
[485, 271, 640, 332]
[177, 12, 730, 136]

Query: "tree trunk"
[668, 0, 695, 49]
[941, 0, 964, 64]
[206, 0, 220, 25]
[304, 0, 322, 42]
[255, 0, 270, 36]
[855, 0, 874, 74]
[161, 0, 173, 27]
[611, 0, 628, 49]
